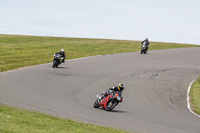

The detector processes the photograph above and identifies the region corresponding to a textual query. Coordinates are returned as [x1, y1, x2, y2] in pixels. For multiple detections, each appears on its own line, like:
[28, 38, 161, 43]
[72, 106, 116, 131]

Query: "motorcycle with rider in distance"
[93, 91, 123, 111]
[141, 41, 148, 54]
[52, 53, 64, 68]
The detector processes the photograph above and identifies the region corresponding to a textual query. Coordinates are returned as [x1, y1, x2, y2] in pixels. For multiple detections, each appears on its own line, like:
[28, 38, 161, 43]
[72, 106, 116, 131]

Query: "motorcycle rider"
[101, 83, 124, 98]
[55, 49, 66, 63]
[141, 38, 150, 47]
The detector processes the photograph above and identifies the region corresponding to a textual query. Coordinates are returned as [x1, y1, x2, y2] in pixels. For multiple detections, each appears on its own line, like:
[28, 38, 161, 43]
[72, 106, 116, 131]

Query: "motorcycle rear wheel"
[106, 100, 118, 111]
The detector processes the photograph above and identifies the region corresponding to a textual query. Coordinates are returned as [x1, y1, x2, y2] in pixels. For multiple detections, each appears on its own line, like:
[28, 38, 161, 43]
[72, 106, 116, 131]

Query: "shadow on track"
[52, 67, 67, 69]
[109, 110, 126, 113]
[97, 108, 126, 113]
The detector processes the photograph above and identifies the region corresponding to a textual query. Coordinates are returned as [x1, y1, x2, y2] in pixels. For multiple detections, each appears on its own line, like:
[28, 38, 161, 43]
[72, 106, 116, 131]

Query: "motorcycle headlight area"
[116, 96, 121, 101]
[96, 94, 100, 99]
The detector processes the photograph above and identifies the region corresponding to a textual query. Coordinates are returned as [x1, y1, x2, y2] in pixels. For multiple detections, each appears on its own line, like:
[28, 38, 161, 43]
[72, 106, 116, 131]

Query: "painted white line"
[187, 79, 200, 118]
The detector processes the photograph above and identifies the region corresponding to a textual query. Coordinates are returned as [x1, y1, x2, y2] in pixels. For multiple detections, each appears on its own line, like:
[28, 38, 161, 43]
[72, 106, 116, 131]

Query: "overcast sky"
[0, 0, 200, 44]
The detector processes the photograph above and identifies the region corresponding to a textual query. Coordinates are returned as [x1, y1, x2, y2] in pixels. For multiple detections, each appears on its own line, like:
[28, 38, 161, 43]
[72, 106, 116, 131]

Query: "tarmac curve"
[1, 47, 200, 133]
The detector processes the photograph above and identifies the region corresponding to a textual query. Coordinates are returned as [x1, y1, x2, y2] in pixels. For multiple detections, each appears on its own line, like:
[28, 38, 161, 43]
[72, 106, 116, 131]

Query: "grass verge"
[190, 78, 200, 115]
[0, 104, 128, 133]
[0, 34, 199, 132]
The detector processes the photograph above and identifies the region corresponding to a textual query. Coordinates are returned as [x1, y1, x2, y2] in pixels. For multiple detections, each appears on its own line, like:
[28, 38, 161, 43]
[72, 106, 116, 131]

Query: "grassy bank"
[190, 78, 200, 115]
[0, 34, 199, 72]
[0, 105, 128, 133]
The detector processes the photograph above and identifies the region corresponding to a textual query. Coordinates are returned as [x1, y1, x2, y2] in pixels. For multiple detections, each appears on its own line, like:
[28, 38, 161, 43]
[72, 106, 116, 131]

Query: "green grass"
[0, 34, 199, 72]
[0, 104, 128, 133]
[190, 78, 200, 115]
[0, 34, 199, 133]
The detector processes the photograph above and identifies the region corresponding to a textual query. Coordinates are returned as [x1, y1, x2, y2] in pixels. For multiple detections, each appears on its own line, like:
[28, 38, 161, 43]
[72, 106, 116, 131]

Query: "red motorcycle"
[93, 91, 123, 111]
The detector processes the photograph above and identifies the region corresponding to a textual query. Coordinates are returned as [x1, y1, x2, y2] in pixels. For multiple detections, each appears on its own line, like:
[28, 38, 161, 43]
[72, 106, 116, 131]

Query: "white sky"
[0, 0, 200, 44]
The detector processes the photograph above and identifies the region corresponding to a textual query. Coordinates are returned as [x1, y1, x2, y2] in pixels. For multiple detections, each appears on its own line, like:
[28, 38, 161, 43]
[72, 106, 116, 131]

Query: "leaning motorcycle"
[141, 42, 148, 54]
[52, 54, 64, 68]
[93, 91, 123, 111]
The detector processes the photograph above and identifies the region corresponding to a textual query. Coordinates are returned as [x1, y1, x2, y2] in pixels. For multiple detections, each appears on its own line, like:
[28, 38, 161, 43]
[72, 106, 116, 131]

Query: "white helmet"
[61, 49, 64, 52]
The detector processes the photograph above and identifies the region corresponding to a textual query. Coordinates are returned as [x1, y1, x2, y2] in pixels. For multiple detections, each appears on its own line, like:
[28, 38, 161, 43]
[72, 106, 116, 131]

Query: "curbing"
[187, 80, 200, 118]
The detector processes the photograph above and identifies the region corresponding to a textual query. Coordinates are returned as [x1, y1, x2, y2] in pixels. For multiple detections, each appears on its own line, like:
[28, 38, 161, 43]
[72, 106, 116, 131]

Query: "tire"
[56, 61, 59, 68]
[141, 50, 143, 54]
[53, 61, 57, 68]
[93, 99, 100, 108]
[144, 49, 147, 54]
[106, 100, 118, 111]
[56, 61, 61, 67]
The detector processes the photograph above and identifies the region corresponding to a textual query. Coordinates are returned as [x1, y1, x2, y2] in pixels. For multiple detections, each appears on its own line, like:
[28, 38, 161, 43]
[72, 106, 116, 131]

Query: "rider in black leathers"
[101, 83, 124, 98]
[141, 38, 150, 50]
[55, 49, 66, 63]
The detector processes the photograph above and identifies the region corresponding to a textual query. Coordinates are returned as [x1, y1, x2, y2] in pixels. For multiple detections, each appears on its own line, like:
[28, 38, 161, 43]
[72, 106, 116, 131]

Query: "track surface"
[1, 48, 200, 133]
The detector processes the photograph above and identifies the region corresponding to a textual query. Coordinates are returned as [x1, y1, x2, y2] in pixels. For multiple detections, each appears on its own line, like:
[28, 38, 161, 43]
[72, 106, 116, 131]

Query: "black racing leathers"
[141, 40, 150, 51]
[101, 86, 119, 98]
[141, 40, 150, 47]
[56, 51, 66, 63]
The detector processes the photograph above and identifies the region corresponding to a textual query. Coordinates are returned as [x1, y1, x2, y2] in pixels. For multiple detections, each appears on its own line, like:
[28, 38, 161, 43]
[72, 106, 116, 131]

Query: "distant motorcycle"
[52, 54, 64, 68]
[93, 91, 123, 111]
[141, 42, 148, 54]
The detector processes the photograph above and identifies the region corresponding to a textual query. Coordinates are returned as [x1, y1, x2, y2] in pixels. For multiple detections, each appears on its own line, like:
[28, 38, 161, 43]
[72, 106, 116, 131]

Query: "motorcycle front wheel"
[93, 99, 100, 108]
[53, 61, 57, 68]
[141, 49, 144, 54]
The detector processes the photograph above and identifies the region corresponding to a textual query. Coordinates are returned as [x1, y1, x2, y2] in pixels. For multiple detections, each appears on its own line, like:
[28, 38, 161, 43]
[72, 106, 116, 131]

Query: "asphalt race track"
[1, 47, 200, 133]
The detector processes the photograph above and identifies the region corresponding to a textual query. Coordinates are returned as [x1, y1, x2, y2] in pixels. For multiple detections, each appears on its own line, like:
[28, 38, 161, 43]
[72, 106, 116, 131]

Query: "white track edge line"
[187, 79, 200, 118]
